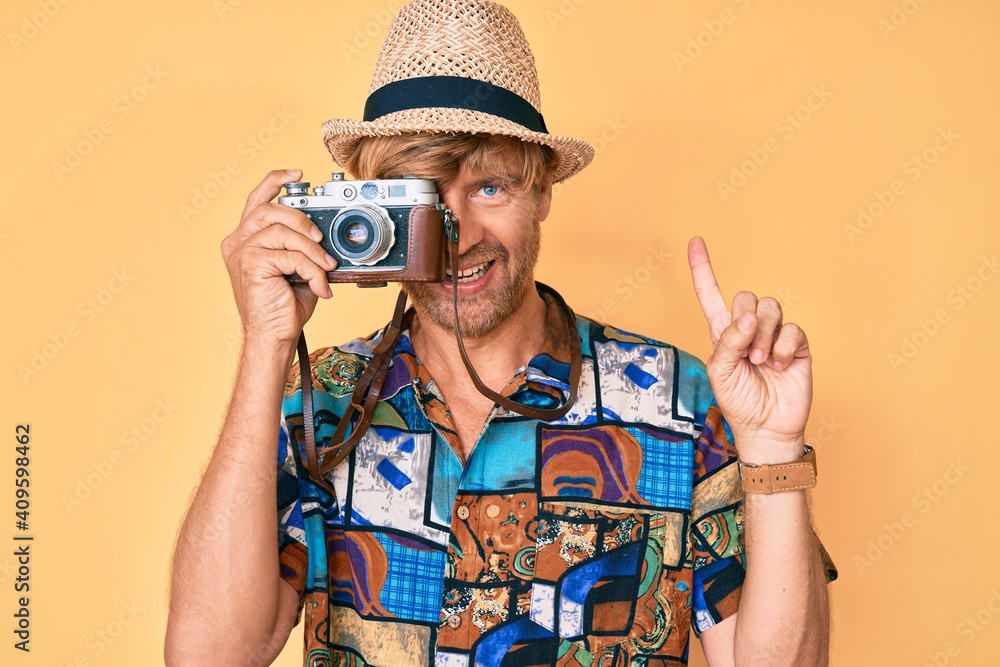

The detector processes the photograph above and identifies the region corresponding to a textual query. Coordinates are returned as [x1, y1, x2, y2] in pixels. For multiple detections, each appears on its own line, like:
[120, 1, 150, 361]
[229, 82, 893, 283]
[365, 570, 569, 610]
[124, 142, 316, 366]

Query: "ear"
[535, 173, 554, 222]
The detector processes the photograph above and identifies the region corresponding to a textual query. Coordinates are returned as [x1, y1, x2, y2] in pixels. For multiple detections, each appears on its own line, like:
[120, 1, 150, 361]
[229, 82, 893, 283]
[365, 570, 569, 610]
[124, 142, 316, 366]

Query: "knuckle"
[254, 201, 277, 219]
[758, 296, 781, 312]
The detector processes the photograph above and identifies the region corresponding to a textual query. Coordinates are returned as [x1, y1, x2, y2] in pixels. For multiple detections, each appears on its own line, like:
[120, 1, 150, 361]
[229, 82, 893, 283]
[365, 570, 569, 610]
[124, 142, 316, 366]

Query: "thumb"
[708, 312, 756, 377]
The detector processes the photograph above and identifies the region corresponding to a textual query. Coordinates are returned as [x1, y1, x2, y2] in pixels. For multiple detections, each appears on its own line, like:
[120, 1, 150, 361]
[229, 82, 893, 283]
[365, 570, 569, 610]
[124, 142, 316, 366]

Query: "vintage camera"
[278, 173, 449, 286]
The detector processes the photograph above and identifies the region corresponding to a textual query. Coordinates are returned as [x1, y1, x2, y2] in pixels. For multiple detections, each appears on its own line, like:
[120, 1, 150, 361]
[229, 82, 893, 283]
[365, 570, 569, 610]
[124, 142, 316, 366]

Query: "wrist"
[240, 336, 298, 374]
[735, 432, 806, 465]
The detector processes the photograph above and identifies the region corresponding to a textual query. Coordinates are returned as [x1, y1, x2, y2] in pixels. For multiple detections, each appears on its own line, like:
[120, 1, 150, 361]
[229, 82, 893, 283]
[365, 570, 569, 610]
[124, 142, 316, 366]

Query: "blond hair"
[342, 133, 558, 195]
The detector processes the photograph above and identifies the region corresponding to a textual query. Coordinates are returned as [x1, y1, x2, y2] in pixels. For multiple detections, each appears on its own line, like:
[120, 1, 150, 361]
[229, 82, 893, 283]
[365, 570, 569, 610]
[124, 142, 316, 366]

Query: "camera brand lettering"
[179, 108, 295, 223]
[50, 65, 169, 182]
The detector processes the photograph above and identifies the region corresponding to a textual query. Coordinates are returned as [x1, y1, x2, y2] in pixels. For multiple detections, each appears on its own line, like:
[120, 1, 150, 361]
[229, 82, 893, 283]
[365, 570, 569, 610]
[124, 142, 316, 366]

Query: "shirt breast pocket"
[528, 500, 681, 655]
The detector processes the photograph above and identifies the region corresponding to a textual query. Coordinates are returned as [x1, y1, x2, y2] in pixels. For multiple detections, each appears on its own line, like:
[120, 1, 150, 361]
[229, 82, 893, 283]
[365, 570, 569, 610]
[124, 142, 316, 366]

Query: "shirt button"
[456, 505, 470, 520]
[446, 614, 462, 629]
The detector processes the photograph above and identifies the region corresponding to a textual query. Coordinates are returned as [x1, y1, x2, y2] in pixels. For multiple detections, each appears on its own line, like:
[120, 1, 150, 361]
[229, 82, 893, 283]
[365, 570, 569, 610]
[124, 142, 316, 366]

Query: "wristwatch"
[738, 445, 817, 495]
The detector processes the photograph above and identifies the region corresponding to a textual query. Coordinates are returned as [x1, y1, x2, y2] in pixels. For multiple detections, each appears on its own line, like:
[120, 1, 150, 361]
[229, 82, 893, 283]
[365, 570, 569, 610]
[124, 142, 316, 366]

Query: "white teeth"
[447, 260, 492, 283]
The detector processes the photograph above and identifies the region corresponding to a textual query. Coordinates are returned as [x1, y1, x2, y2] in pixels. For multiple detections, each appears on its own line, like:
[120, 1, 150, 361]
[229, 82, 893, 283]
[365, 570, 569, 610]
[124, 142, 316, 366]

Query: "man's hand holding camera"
[221, 168, 338, 353]
[687, 236, 811, 464]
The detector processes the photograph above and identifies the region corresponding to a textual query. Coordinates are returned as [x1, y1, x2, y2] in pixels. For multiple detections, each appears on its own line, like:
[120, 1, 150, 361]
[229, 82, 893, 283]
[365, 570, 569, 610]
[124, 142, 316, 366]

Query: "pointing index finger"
[687, 236, 728, 322]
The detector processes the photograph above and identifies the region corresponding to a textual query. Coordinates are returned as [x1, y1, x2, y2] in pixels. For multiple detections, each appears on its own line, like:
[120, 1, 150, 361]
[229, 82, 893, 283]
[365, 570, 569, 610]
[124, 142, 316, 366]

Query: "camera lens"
[330, 204, 395, 266]
[342, 220, 370, 249]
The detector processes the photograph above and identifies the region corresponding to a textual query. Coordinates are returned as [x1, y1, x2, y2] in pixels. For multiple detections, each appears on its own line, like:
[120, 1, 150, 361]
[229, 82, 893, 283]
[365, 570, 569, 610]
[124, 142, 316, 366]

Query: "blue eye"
[481, 184, 500, 197]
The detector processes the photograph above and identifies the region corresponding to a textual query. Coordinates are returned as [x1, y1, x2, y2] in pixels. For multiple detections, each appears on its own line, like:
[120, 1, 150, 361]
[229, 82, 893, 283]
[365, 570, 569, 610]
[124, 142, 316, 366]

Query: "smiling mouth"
[446, 259, 495, 283]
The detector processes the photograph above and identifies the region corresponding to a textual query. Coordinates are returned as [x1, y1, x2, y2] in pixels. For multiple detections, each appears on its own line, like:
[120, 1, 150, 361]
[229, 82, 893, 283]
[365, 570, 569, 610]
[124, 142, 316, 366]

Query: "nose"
[440, 194, 484, 257]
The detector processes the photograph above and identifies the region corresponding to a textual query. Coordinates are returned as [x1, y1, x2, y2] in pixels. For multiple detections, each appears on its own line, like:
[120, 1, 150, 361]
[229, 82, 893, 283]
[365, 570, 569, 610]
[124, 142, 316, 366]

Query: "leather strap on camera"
[297, 289, 409, 494]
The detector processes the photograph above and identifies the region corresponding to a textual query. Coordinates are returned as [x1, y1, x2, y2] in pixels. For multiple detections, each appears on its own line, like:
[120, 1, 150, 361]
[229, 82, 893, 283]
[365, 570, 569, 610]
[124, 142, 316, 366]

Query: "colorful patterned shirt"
[276, 285, 831, 666]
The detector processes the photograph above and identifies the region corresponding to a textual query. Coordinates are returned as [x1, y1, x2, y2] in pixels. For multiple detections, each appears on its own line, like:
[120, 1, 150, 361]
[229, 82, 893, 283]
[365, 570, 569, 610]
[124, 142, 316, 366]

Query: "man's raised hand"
[221, 169, 338, 351]
[686, 236, 812, 462]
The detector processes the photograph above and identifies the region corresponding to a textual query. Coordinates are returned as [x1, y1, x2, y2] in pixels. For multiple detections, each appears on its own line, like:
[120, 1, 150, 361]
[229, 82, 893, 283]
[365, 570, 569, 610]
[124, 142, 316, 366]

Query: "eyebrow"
[467, 174, 519, 189]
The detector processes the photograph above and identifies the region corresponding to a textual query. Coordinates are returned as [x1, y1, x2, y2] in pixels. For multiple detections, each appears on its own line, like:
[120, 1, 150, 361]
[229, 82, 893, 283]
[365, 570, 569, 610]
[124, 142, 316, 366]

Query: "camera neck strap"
[296, 210, 582, 495]
[443, 213, 582, 422]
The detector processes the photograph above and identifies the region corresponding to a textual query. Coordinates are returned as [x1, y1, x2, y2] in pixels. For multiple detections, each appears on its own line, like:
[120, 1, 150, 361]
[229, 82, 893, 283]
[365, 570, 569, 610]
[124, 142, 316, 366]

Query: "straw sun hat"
[321, 0, 595, 184]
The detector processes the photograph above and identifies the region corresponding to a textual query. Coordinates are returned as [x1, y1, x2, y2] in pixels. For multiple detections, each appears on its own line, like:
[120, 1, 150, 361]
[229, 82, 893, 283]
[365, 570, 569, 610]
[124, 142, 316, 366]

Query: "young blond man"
[165, 2, 835, 665]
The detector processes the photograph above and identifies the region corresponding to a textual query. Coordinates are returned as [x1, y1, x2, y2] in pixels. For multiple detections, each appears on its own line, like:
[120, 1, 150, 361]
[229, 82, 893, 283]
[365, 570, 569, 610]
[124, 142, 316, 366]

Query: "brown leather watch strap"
[738, 445, 818, 494]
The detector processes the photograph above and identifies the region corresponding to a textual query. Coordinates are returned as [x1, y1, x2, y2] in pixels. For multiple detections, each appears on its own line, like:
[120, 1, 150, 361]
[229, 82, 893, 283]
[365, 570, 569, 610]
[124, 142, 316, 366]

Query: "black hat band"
[362, 75, 549, 134]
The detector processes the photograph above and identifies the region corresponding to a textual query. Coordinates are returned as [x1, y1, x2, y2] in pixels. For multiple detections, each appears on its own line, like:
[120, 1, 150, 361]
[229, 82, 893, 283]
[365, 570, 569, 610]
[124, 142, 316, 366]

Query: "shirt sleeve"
[690, 399, 746, 637]
[276, 411, 309, 624]
[687, 399, 840, 638]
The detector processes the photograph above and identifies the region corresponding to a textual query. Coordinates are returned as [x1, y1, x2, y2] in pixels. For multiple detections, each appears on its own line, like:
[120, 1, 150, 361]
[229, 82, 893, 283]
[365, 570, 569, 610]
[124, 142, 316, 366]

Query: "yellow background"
[2, 0, 998, 664]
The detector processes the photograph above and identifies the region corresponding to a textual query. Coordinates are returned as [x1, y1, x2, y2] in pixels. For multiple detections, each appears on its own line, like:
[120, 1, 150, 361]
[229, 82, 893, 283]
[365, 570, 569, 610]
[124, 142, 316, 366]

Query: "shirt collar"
[376, 284, 577, 412]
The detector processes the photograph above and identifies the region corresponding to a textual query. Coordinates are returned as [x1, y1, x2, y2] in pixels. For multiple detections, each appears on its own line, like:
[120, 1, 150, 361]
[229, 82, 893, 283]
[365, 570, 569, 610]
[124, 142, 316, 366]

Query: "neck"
[409, 286, 548, 392]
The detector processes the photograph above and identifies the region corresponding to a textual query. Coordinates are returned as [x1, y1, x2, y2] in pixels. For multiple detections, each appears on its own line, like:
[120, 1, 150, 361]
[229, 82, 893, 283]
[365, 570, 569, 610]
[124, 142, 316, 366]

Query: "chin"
[405, 272, 532, 339]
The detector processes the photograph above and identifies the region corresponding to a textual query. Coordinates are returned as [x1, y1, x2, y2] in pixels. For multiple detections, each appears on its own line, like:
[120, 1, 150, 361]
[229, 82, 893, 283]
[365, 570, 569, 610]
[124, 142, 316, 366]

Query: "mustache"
[450, 240, 509, 267]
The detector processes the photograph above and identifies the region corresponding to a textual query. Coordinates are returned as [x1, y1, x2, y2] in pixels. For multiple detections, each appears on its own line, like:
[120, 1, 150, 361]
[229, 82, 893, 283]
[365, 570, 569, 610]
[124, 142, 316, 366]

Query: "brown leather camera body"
[287, 203, 446, 287]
